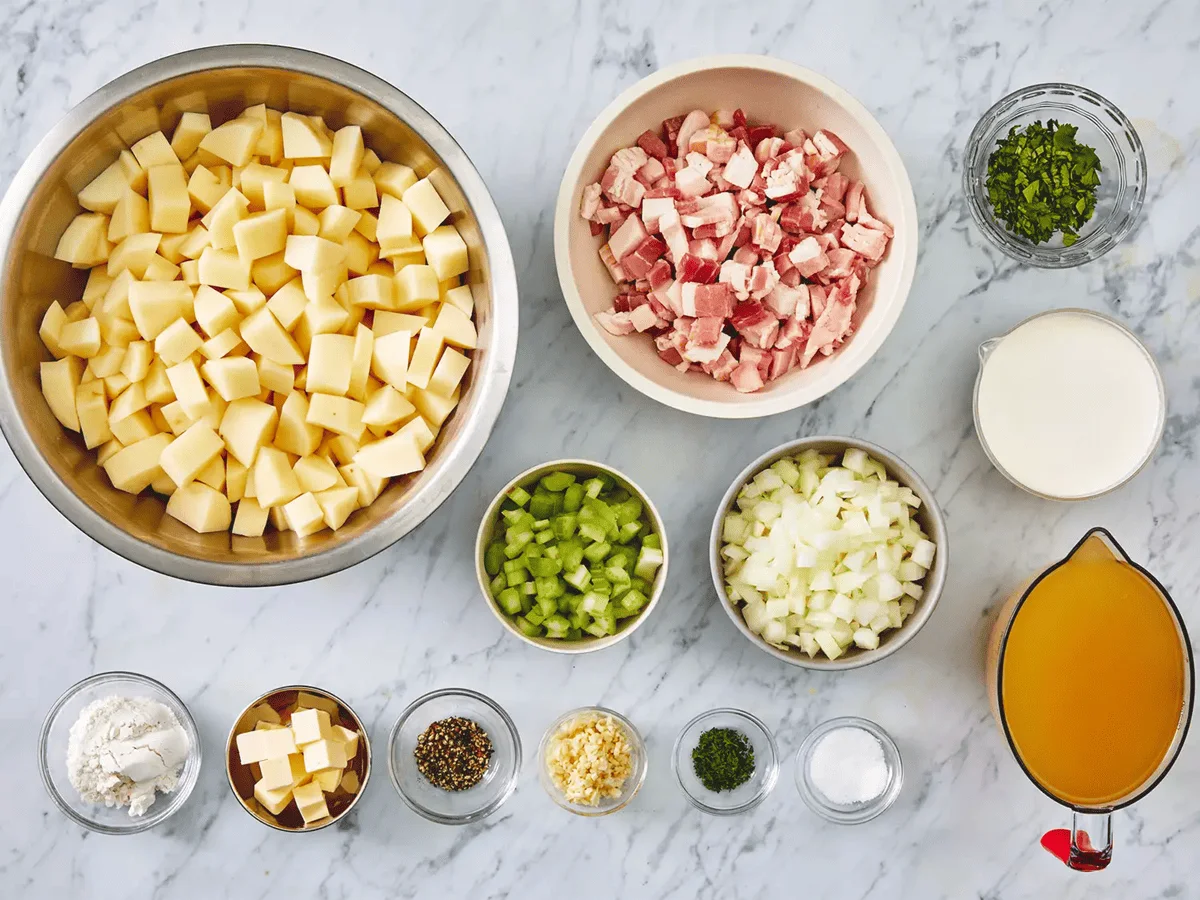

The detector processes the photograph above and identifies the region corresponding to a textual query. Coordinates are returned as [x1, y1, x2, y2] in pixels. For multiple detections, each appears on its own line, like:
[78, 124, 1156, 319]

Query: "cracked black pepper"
[414, 717, 493, 791]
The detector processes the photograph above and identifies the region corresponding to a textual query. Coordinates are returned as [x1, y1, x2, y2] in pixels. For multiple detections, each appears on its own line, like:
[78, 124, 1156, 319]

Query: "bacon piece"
[675, 110, 712, 160]
[818, 172, 850, 204]
[748, 262, 779, 300]
[840, 223, 890, 262]
[720, 260, 751, 299]
[640, 196, 676, 233]
[788, 236, 830, 279]
[691, 283, 735, 318]
[675, 166, 710, 199]
[702, 348, 738, 381]
[689, 124, 737, 164]
[730, 362, 764, 393]
[722, 142, 759, 189]
[783, 127, 808, 147]
[598, 243, 627, 283]
[802, 277, 857, 366]
[658, 210, 689, 263]
[639, 157, 666, 183]
[683, 330, 731, 364]
[684, 152, 715, 179]
[763, 165, 806, 202]
[844, 180, 865, 223]
[687, 238, 719, 260]
[609, 214, 649, 262]
[678, 254, 721, 284]
[820, 248, 859, 281]
[580, 183, 603, 221]
[629, 304, 658, 332]
[688, 316, 725, 347]
[732, 246, 758, 267]
[646, 259, 673, 291]
[737, 189, 767, 211]
[596, 309, 636, 336]
[679, 192, 738, 230]
[855, 189, 895, 237]
[774, 313, 811, 350]
[754, 137, 785, 163]
[622, 235, 668, 279]
[764, 282, 807, 319]
[731, 300, 779, 349]
[657, 345, 685, 367]
[751, 214, 784, 254]
[769, 345, 798, 381]
[637, 129, 669, 160]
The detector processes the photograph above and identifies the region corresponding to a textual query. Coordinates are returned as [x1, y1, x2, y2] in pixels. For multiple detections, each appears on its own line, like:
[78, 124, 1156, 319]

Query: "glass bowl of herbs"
[964, 83, 1146, 268]
[387, 688, 522, 825]
[672, 708, 779, 815]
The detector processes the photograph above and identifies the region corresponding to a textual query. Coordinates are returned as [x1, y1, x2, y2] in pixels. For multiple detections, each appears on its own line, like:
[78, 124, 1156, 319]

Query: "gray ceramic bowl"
[709, 436, 948, 670]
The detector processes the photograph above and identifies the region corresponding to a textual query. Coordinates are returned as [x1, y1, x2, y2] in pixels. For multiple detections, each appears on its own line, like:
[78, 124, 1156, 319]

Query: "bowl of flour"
[39, 671, 201, 833]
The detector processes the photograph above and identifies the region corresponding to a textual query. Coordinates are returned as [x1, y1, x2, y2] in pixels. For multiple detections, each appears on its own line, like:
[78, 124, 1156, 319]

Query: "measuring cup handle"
[1041, 812, 1113, 871]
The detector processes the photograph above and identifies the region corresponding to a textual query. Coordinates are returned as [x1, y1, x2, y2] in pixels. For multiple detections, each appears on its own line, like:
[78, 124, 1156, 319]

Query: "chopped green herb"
[985, 119, 1101, 246]
[692, 727, 755, 793]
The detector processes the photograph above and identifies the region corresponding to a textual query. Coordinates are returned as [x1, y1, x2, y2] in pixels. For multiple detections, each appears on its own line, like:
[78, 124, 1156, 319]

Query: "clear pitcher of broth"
[986, 528, 1194, 871]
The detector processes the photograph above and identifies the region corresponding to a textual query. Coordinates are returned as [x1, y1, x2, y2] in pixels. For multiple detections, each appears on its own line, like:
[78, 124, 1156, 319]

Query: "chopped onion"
[720, 449, 937, 660]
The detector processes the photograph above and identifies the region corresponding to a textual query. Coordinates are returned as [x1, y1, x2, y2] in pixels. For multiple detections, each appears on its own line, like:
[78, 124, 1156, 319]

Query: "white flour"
[66, 695, 190, 817]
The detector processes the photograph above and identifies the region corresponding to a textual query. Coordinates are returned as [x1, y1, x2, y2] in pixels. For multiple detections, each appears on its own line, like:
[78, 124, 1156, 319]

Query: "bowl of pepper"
[964, 83, 1146, 268]
[672, 708, 779, 815]
[387, 687, 521, 825]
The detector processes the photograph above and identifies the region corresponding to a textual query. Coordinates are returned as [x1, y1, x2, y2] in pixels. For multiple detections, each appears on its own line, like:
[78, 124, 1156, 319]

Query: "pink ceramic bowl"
[554, 55, 918, 419]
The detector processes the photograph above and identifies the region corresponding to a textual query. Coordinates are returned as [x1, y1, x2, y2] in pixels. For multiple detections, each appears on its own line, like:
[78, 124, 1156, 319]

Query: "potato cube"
[401, 178, 450, 235]
[166, 481, 232, 533]
[251, 252, 298, 296]
[103, 432, 172, 493]
[109, 408, 157, 445]
[58, 317, 102, 358]
[159, 401, 192, 436]
[108, 186, 150, 243]
[262, 179, 296, 213]
[301, 295, 349, 336]
[289, 165, 338, 210]
[373, 162, 417, 199]
[371, 330, 413, 389]
[328, 125, 364, 187]
[315, 486, 360, 531]
[280, 112, 330, 159]
[265, 278, 307, 330]
[317, 205, 361, 243]
[282, 492, 326, 536]
[274, 392, 323, 457]
[142, 358, 174, 404]
[199, 328, 244, 360]
[78, 159, 130, 215]
[341, 166, 378, 211]
[76, 382, 112, 449]
[193, 285, 240, 337]
[187, 165, 229, 214]
[115, 149, 147, 195]
[150, 318, 199, 365]
[239, 306, 304, 365]
[55, 213, 109, 267]
[256, 355, 294, 394]
[232, 497, 270, 537]
[254, 446, 302, 508]
[284, 235, 345, 273]
[219, 397, 278, 468]
[233, 208, 288, 263]
[293, 455, 339, 493]
[88, 347, 127, 384]
[302, 738, 347, 774]
[107, 232, 162, 278]
[291, 206, 320, 236]
[346, 324, 374, 402]
[198, 117, 263, 168]
[107, 379, 151, 426]
[118, 340, 153, 383]
[169, 111, 211, 160]
[156, 229, 190, 264]
[177, 224, 211, 260]
[410, 385, 459, 427]
[354, 431, 424, 479]
[95, 438, 124, 466]
[127, 280, 186, 341]
[375, 194, 413, 252]
[197, 247, 251, 291]
[339, 461, 386, 506]
[300, 265, 347, 303]
[38, 302, 68, 358]
[342, 231, 378, 277]
[432, 301, 478, 349]
[159, 419, 224, 486]
[422, 225, 469, 281]
[362, 384, 416, 428]
[195, 453, 224, 490]
[147, 164, 190, 233]
[225, 286, 267, 316]
[141, 254, 181, 283]
[442, 284, 475, 318]
[306, 333, 355, 396]
[82, 269, 114, 306]
[164, 359, 210, 420]
[202, 187, 250, 249]
[292, 781, 330, 824]
[353, 208, 379, 242]
[258, 753, 304, 791]
[290, 707, 334, 746]
[428, 347, 470, 397]
[130, 131, 177, 169]
[395, 414, 437, 453]
[201, 356, 260, 402]
[343, 273, 393, 311]
[307, 393, 365, 439]
[237, 162, 287, 209]
[226, 456, 248, 502]
[360, 148, 382, 174]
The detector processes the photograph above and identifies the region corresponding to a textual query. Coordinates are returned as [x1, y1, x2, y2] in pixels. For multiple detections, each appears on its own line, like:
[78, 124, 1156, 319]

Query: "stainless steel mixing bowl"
[0, 45, 518, 585]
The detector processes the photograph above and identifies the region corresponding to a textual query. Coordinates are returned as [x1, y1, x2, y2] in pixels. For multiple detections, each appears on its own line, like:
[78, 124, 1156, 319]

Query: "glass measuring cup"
[985, 528, 1194, 871]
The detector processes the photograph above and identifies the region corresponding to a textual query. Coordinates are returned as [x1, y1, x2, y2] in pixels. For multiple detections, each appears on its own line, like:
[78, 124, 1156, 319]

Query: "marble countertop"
[3, 1, 1199, 897]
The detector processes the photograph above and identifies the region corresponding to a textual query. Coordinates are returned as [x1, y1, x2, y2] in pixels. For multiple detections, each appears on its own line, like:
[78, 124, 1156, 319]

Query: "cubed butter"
[290, 707, 334, 746]
[302, 738, 348, 774]
[253, 779, 294, 817]
[237, 725, 298, 764]
[292, 781, 329, 824]
[332, 725, 360, 760]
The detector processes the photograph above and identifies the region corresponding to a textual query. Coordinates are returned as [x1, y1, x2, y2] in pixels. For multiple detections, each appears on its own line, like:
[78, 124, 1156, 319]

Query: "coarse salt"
[808, 726, 888, 805]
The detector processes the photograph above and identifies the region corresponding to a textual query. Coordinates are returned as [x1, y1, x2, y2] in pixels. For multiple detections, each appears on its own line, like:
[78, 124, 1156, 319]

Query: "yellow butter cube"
[311, 768, 342, 793]
[259, 753, 305, 791]
[290, 707, 334, 746]
[253, 779, 294, 817]
[340, 770, 360, 794]
[292, 781, 329, 824]
[296, 692, 340, 716]
[302, 738, 348, 773]
[332, 725, 360, 760]
[250, 702, 282, 726]
[237, 726, 298, 764]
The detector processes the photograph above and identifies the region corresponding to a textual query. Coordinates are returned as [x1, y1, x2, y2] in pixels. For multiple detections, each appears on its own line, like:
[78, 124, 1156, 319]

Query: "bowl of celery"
[476, 460, 668, 653]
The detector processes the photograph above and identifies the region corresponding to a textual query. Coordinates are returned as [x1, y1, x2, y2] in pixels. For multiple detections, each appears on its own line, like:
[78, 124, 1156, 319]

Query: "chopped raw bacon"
[581, 107, 894, 392]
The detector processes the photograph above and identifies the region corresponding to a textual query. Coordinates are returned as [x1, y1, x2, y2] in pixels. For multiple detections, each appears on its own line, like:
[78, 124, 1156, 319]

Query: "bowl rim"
[0, 44, 519, 586]
[708, 435, 948, 670]
[223, 683, 372, 834]
[671, 707, 780, 815]
[793, 715, 903, 824]
[39, 670, 202, 834]
[385, 686, 522, 825]
[536, 705, 648, 816]
[473, 458, 669, 654]
[553, 53, 919, 419]
[962, 81, 1147, 269]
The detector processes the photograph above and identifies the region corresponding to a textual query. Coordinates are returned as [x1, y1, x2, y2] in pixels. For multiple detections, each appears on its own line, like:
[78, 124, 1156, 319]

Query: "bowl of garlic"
[0, 45, 518, 585]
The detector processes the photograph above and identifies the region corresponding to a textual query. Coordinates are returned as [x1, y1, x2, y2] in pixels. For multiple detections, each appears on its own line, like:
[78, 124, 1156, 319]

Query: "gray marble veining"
[2, 0, 1199, 897]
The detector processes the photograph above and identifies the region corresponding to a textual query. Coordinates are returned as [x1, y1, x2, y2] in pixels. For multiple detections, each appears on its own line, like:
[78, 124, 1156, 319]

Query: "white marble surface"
[2, 0, 1199, 897]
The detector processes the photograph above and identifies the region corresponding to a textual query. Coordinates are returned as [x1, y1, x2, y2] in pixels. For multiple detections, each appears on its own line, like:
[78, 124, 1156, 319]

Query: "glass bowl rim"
[794, 715, 903, 824]
[38, 670, 202, 834]
[387, 686, 522, 825]
[671, 707, 780, 815]
[537, 705, 648, 816]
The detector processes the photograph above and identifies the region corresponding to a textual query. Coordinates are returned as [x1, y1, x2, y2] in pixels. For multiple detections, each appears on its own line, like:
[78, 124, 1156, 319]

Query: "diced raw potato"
[329, 126, 364, 188]
[371, 312, 424, 337]
[394, 265, 438, 312]
[432, 302, 477, 349]
[274, 391, 322, 457]
[108, 187, 150, 243]
[289, 165, 339, 210]
[361, 384, 415, 428]
[354, 430, 424, 479]
[187, 165, 228, 214]
[262, 179, 296, 213]
[202, 188, 250, 249]
[152, 317, 202, 365]
[427, 347, 469, 397]
[159, 421, 223, 486]
[78, 160, 130, 214]
[373, 162, 417, 199]
[306, 334, 354, 396]
[292, 206, 319, 236]
[198, 117, 263, 168]
[347, 325, 373, 402]
[166, 360, 211, 420]
[284, 235, 345, 273]
[232, 497, 269, 536]
[409, 385, 458, 427]
[342, 167, 378, 211]
[394, 414, 436, 453]
[315, 486, 359, 530]
[282, 492, 326, 536]
[104, 432, 173, 493]
[255, 446, 303, 508]
[233, 208, 288, 262]
[193, 285, 240, 338]
[166, 481, 232, 532]
[226, 286, 267, 316]
[442, 284, 474, 317]
[75, 381, 112, 448]
[293, 455, 339, 493]
[299, 264, 346, 302]
[109, 408, 156, 444]
[306, 393, 365, 439]
[240, 307, 304, 365]
[237, 162, 287, 208]
[421, 225, 469, 281]
[147, 164, 190, 233]
[58, 318, 102, 358]
[317, 206, 361, 243]
[345, 273, 394, 310]
[39, 302, 68, 357]
[375, 194, 413, 254]
[131, 132, 177, 169]
[201, 357, 260, 402]
[280, 113, 330, 159]
[370, 330, 411, 389]
[108, 381, 150, 424]
[170, 112, 211, 160]
[342, 231, 378, 275]
[197, 247, 251, 291]
[404, 328, 443, 390]
[219, 397, 277, 468]
[400, 178, 450, 235]
[55, 213, 109, 266]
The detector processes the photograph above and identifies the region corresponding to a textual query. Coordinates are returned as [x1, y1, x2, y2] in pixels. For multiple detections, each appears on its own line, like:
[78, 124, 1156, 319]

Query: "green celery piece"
[543, 544, 560, 560]
[583, 478, 604, 498]
[583, 541, 611, 563]
[563, 483, 585, 512]
[594, 608, 617, 633]
[535, 529, 555, 545]
[578, 521, 607, 544]
[504, 531, 533, 559]
[609, 487, 630, 503]
[642, 533, 661, 551]
[516, 616, 542, 637]
[614, 497, 643, 526]
[507, 485, 532, 507]
[502, 558, 525, 574]
[588, 577, 611, 597]
[569, 608, 591, 630]
[629, 576, 648, 594]
[606, 548, 633, 570]
[619, 588, 648, 613]
[584, 496, 618, 527]
[543, 615, 571, 638]
[635, 546, 664, 579]
[540, 471, 576, 492]
[563, 564, 591, 591]
[605, 565, 632, 587]
[522, 543, 544, 559]
[552, 514, 577, 539]
[505, 568, 527, 588]
[522, 581, 537, 595]
[584, 620, 609, 638]
[525, 607, 546, 626]
[489, 573, 506, 596]
[580, 591, 609, 615]
[496, 587, 522, 615]
[537, 595, 559, 618]
[484, 542, 506, 576]
[532, 518, 550, 529]
[567, 626, 583, 640]
[526, 557, 563, 578]
[559, 540, 585, 573]
[617, 521, 642, 543]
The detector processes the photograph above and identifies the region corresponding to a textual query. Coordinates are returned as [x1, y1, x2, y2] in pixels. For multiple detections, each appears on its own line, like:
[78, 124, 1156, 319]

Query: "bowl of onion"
[710, 436, 947, 669]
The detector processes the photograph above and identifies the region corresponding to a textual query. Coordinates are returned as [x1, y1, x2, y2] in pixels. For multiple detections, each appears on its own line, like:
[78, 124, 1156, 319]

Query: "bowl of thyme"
[964, 83, 1146, 268]
[672, 708, 779, 815]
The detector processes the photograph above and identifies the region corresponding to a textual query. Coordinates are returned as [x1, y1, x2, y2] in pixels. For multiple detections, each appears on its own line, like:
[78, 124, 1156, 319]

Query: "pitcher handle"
[1041, 812, 1113, 871]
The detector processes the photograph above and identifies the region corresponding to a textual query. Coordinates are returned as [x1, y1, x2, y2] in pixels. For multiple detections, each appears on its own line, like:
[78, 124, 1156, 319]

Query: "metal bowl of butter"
[0, 45, 518, 585]
[225, 684, 371, 833]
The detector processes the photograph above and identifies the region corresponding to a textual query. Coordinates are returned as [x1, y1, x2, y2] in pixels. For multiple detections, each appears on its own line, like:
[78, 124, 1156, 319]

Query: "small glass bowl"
[963, 83, 1146, 268]
[39, 671, 202, 834]
[388, 688, 521, 825]
[672, 708, 779, 815]
[538, 707, 647, 816]
[794, 717, 903, 825]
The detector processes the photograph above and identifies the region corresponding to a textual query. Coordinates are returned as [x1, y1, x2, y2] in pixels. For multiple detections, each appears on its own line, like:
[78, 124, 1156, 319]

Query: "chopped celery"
[559, 541, 585, 573]
[629, 576, 648, 594]
[635, 546, 664, 579]
[540, 471, 576, 492]
[516, 616, 542, 637]
[543, 615, 571, 638]
[535, 576, 564, 599]
[489, 573, 506, 596]
[606, 548, 633, 570]
[505, 568, 527, 588]
[614, 497, 643, 526]
[617, 589, 647, 615]
[605, 565, 632, 588]
[618, 521, 642, 543]
[563, 483, 584, 512]
[526, 557, 562, 577]
[522, 543, 543, 559]
[508, 486, 532, 507]
[529, 490, 558, 519]
[484, 542, 506, 576]
[537, 595, 558, 618]
[563, 564, 591, 591]
[578, 521, 607, 543]
[496, 587, 523, 615]
[642, 533, 661, 551]
[544, 545, 560, 559]
[525, 607, 546, 626]
[522, 581, 537, 595]
[535, 529, 555, 545]
[504, 531, 533, 558]
[583, 541, 611, 563]
[583, 476, 608, 498]
[552, 514, 577, 539]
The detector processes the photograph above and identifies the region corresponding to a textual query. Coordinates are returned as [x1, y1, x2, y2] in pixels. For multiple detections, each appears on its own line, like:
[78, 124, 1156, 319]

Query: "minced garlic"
[545, 713, 633, 806]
